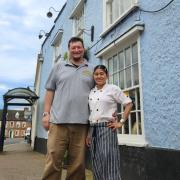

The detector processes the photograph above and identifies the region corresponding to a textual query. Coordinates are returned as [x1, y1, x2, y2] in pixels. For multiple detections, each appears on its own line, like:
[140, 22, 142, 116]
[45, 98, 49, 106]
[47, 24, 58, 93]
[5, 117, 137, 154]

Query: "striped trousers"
[89, 122, 121, 180]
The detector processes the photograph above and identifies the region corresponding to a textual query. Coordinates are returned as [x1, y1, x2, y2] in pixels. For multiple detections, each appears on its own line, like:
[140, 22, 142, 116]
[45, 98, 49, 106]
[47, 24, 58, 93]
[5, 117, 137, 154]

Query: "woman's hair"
[94, 65, 108, 75]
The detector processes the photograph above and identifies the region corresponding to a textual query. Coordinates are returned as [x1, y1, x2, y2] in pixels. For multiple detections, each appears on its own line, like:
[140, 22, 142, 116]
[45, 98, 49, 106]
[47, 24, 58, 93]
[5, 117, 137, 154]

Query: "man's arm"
[42, 90, 55, 131]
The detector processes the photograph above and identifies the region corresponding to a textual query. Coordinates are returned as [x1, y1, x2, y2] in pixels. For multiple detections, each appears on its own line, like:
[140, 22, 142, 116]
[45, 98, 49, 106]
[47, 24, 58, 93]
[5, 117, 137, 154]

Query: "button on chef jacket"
[88, 84, 132, 123]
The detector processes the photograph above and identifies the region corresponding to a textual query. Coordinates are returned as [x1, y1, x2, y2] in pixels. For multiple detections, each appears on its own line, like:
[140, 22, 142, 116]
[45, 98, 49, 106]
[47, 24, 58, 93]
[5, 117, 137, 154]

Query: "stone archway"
[0, 87, 39, 151]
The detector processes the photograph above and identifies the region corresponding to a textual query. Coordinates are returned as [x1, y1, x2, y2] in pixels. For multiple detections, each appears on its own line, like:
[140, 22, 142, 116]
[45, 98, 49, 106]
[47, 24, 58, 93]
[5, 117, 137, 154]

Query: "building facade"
[0, 110, 31, 139]
[34, 0, 180, 179]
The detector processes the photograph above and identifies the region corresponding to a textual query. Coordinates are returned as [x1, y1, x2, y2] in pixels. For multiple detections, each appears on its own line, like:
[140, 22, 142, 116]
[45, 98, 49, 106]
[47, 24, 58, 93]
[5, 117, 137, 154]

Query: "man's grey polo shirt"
[45, 61, 94, 124]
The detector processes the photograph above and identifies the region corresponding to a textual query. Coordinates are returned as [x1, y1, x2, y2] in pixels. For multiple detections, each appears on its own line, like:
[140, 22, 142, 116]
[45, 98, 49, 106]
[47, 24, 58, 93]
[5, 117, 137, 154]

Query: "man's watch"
[42, 112, 50, 117]
[120, 118, 126, 124]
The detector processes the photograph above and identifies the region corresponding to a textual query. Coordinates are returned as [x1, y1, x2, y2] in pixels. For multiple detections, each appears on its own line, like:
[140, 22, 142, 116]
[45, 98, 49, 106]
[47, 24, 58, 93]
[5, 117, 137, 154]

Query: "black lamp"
[38, 30, 49, 39]
[46, 7, 59, 18]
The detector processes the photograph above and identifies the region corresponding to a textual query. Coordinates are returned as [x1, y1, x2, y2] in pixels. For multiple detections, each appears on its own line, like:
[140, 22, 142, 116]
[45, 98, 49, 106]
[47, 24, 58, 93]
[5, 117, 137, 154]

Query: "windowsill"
[117, 134, 148, 147]
[100, 5, 139, 37]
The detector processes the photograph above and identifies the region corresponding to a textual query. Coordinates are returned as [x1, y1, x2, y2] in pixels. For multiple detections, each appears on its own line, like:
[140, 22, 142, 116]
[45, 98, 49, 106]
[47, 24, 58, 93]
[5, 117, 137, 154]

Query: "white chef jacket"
[88, 84, 132, 123]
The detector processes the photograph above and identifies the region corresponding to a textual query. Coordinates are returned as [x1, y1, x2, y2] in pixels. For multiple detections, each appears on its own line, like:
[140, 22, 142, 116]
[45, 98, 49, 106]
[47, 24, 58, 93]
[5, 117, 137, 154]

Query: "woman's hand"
[107, 120, 123, 131]
[86, 135, 91, 147]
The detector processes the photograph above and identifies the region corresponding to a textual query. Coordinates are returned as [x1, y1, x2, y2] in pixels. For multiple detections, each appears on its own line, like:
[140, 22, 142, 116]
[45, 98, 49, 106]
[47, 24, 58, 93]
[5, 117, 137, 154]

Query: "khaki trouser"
[42, 123, 88, 180]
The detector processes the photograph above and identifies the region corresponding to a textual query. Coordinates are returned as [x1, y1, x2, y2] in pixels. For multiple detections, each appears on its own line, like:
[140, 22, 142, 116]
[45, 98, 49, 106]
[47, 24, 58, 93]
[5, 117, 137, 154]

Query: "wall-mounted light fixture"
[79, 25, 94, 42]
[38, 30, 49, 39]
[46, 7, 60, 18]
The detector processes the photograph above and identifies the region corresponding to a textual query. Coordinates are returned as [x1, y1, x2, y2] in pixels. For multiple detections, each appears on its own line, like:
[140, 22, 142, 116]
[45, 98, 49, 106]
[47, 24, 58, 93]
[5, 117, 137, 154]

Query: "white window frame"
[51, 29, 63, 63]
[101, 0, 138, 37]
[97, 26, 147, 147]
[69, 0, 84, 38]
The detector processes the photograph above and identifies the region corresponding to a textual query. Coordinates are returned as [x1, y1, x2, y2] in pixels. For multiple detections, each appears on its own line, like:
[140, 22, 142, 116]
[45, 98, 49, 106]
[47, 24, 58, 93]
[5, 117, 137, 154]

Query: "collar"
[94, 83, 108, 91]
[65, 59, 88, 67]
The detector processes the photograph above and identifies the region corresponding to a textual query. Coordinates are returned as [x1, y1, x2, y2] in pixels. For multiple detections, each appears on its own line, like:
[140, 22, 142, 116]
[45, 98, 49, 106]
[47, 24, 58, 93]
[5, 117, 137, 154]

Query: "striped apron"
[89, 122, 121, 180]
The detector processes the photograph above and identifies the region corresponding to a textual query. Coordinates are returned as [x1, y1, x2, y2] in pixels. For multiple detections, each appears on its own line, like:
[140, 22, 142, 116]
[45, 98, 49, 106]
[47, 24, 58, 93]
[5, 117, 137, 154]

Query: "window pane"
[138, 112, 142, 135]
[113, 73, 118, 86]
[109, 75, 113, 84]
[132, 43, 138, 64]
[125, 47, 131, 67]
[113, 55, 118, 72]
[129, 89, 135, 111]
[112, 0, 119, 22]
[133, 64, 139, 85]
[125, 67, 131, 88]
[119, 51, 124, 70]
[108, 58, 113, 75]
[124, 119, 129, 134]
[137, 88, 141, 110]
[119, 71, 124, 89]
[106, 1, 113, 26]
[117, 104, 122, 114]
[131, 112, 137, 134]
[123, 0, 132, 11]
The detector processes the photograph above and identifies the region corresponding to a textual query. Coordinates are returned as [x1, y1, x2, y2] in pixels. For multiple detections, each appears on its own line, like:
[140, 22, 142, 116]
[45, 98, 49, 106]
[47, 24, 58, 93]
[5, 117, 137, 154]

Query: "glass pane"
[112, 0, 119, 22]
[109, 75, 113, 84]
[133, 64, 139, 85]
[113, 55, 118, 72]
[117, 104, 122, 114]
[119, 51, 124, 70]
[123, 0, 132, 11]
[125, 47, 131, 67]
[113, 73, 118, 86]
[137, 88, 141, 110]
[119, 71, 124, 89]
[131, 112, 137, 134]
[108, 58, 113, 75]
[125, 67, 131, 88]
[132, 43, 138, 64]
[106, 1, 113, 26]
[124, 118, 129, 134]
[129, 89, 135, 111]
[138, 112, 142, 135]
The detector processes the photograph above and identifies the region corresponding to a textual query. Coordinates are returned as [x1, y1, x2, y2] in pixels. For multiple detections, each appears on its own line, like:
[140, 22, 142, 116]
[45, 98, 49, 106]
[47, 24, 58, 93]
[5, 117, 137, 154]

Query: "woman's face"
[93, 68, 108, 86]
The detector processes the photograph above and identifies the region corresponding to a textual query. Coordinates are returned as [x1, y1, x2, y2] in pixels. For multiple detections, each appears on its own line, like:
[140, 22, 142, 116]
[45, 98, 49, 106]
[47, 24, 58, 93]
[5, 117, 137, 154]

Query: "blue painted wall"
[139, 0, 180, 149]
[36, 0, 180, 150]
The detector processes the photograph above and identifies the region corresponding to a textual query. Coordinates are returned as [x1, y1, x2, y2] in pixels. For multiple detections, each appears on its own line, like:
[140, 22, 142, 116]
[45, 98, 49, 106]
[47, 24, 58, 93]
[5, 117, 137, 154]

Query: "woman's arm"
[107, 102, 133, 131]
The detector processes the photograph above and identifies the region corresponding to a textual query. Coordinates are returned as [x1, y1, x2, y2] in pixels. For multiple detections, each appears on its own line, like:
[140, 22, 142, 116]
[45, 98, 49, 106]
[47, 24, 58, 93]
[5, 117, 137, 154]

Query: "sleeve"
[112, 85, 132, 105]
[45, 63, 59, 90]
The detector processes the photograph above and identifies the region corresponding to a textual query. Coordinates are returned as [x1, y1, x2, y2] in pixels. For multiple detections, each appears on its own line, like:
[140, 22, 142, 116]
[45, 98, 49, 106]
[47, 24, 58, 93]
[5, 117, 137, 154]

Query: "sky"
[0, 0, 66, 109]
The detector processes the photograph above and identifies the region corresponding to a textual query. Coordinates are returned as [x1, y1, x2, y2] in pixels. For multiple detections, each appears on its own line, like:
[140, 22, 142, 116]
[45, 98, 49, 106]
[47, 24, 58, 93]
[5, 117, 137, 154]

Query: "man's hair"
[68, 37, 84, 48]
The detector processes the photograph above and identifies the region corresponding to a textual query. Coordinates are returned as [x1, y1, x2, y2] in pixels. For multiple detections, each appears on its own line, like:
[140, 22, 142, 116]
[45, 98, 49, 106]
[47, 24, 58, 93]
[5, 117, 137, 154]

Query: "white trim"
[117, 134, 148, 147]
[101, 1, 139, 37]
[51, 29, 63, 46]
[96, 25, 144, 58]
[137, 36, 146, 139]
[69, 0, 84, 19]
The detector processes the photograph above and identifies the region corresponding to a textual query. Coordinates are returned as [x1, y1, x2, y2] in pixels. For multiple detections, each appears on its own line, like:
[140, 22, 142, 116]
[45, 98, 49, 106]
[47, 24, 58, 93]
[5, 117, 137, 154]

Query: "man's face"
[69, 41, 85, 61]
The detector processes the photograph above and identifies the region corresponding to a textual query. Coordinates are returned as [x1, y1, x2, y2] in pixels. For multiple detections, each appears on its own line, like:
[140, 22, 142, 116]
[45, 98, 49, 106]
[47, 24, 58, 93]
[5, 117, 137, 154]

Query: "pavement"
[0, 140, 93, 180]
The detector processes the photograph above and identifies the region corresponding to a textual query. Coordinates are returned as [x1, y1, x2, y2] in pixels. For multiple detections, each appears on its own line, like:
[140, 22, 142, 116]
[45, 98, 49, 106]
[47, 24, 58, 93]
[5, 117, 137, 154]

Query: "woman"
[86, 65, 132, 180]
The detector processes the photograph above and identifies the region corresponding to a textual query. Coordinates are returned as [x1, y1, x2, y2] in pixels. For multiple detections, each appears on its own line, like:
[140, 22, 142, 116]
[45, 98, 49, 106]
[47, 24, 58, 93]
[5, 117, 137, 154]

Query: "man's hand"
[86, 135, 91, 147]
[42, 115, 50, 131]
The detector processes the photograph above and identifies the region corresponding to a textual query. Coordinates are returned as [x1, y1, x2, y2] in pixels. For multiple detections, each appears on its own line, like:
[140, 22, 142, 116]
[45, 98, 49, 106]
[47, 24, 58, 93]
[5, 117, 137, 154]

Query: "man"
[41, 37, 94, 180]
